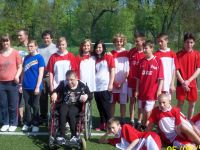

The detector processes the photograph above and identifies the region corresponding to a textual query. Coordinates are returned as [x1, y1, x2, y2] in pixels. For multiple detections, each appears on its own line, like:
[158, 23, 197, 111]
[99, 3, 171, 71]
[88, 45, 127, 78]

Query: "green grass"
[0, 95, 200, 150]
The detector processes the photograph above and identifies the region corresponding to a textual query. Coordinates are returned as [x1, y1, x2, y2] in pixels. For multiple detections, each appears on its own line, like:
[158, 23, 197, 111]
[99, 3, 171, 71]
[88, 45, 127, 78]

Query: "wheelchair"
[48, 100, 92, 150]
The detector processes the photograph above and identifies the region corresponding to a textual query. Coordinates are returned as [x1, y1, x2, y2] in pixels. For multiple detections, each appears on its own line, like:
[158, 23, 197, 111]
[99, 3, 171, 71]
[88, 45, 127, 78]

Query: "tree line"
[0, 0, 200, 50]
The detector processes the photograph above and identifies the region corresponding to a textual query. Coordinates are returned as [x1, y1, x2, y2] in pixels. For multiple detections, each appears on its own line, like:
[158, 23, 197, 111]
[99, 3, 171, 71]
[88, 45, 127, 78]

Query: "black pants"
[23, 89, 41, 126]
[94, 90, 111, 124]
[39, 76, 50, 120]
[59, 103, 81, 137]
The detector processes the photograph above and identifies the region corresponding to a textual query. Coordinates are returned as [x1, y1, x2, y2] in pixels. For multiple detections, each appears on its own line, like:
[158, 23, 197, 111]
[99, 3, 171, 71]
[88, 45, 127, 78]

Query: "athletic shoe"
[32, 126, 39, 132]
[22, 125, 30, 132]
[135, 122, 142, 130]
[8, 126, 17, 132]
[70, 136, 78, 143]
[56, 137, 66, 145]
[130, 120, 135, 127]
[0, 125, 9, 132]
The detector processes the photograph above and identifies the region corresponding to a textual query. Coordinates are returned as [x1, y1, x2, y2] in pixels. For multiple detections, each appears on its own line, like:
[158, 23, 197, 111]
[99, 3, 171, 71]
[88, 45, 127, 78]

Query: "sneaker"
[0, 125, 9, 132]
[8, 126, 17, 132]
[56, 137, 66, 145]
[70, 136, 78, 143]
[22, 125, 29, 132]
[130, 120, 135, 127]
[135, 122, 141, 129]
[32, 126, 39, 132]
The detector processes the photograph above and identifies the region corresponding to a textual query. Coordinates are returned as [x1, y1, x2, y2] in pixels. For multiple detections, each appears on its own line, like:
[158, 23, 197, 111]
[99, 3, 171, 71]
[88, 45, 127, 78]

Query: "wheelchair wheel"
[84, 102, 92, 140]
[80, 137, 86, 150]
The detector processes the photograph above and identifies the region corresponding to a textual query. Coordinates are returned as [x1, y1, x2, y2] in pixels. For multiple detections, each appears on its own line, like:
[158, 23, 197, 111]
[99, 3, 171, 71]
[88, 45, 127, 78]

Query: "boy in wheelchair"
[51, 70, 91, 145]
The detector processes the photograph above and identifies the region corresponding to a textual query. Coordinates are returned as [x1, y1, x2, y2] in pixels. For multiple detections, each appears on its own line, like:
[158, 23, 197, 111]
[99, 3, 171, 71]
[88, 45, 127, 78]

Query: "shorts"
[128, 87, 136, 98]
[111, 93, 128, 104]
[138, 100, 155, 112]
[176, 86, 198, 102]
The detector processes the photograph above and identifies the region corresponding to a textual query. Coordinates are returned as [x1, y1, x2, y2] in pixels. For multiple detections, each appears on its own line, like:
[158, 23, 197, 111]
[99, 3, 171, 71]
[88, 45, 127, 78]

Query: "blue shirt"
[23, 54, 45, 91]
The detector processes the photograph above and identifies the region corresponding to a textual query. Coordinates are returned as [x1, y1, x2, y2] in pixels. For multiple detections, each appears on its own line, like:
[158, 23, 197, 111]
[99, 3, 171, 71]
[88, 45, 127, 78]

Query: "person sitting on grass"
[51, 70, 91, 144]
[99, 118, 162, 150]
[146, 93, 200, 149]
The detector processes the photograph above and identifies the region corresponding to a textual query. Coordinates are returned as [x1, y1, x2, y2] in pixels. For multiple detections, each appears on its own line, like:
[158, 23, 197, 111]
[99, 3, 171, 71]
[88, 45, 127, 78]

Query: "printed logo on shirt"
[142, 70, 153, 75]
[24, 60, 38, 72]
[150, 65, 158, 70]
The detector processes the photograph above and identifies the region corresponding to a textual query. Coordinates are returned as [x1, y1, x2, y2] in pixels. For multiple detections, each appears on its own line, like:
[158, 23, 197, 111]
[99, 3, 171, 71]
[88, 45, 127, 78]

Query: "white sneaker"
[32, 126, 39, 132]
[0, 125, 9, 132]
[56, 137, 66, 145]
[8, 126, 17, 132]
[22, 125, 29, 132]
[70, 136, 78, 143]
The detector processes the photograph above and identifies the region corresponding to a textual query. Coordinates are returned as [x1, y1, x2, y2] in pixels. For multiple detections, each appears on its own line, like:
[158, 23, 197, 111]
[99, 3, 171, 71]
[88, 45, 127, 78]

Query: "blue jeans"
[0, 81, 19, 126]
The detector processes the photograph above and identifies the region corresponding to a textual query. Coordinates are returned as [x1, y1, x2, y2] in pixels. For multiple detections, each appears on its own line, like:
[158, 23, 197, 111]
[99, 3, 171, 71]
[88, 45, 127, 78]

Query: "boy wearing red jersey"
[128, 33, 146, 127]
[176, 33, 200, 120]
[99, 118, 162, 150]
[135, 40, 164, 129]
[154, 33, 177, 97]
[147, 94, 200, 149]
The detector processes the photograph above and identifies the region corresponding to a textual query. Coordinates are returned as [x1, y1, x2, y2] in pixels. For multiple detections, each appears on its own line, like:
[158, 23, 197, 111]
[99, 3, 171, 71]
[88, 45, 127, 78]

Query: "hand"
[51, 93, 57, 103]
[108, 84, 113, 91]
[157, 90, 162, 98]
[169, 84, 176, 93]
[182, 80, 190, 87]
[113, 81, 121, 89]
[134, 91, 138, 98]
[19, 85, 23, 93]
[34, 87, 40, 95]
[80, 94, 88, 102]
[14, 76, 20, 84]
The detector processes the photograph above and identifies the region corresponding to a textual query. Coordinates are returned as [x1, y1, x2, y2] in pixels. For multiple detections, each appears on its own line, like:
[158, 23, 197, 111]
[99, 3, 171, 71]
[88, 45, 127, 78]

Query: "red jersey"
[47, 52, 77, 88]
[176, 50, 200, 87]
[128, 47, 145, 89]
[108, 124, 161, 150]
[136, 56, 164, 100]
[154, 49, 178, 92]
[149, 106, 181, 144]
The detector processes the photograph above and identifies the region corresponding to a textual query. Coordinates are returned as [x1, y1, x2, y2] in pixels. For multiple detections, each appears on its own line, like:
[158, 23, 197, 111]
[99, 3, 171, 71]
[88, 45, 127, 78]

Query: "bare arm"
[183, 68, 200, 87]
[14, 64, 22, 83]
[126, 139, 140, 150]
[34, 67, 44, 95]
[108, 68, 115, 91]
[157, 79, 163, 97]
[49, 72, 54, 93]
[170, 70, 176, 93]
[146, 121, 154, 131]
[176, 70, 190, 92]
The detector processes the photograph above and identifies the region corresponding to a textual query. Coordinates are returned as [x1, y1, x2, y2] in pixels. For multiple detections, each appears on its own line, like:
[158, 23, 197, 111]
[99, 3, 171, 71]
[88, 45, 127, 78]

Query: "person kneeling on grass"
[51, 70, 91, 144]
[99, 118, 162, 150]
[146, 93, 200, 149]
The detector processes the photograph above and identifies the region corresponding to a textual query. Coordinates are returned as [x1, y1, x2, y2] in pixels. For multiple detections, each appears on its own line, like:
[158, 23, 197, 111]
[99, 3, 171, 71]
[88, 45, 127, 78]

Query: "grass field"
[0, 94, 200, 150]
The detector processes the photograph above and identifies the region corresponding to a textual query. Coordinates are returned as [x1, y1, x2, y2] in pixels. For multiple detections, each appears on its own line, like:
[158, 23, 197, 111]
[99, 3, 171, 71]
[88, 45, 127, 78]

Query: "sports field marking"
[0, 132, 105, 136]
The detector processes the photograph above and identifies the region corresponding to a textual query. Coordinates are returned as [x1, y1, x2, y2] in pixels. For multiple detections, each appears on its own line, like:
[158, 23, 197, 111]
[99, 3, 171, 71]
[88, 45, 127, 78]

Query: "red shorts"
[176, 86, 198, 102]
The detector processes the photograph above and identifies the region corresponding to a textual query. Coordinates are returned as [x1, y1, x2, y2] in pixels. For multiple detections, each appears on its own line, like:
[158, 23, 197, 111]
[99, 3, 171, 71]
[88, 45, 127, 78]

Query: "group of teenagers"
[1, 29, 200, 149]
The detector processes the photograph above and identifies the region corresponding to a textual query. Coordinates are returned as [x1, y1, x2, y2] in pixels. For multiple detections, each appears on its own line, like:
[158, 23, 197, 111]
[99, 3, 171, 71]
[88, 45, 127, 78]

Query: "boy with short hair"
[176, 33, 200, 120]
[147, 93, 200, 148]
[135, 40, 164, 129]
[51, 70, 91, 144]
[99, 118, 162, 150]
[154, 33, 177, 97]
[128, 33, 146, 126]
